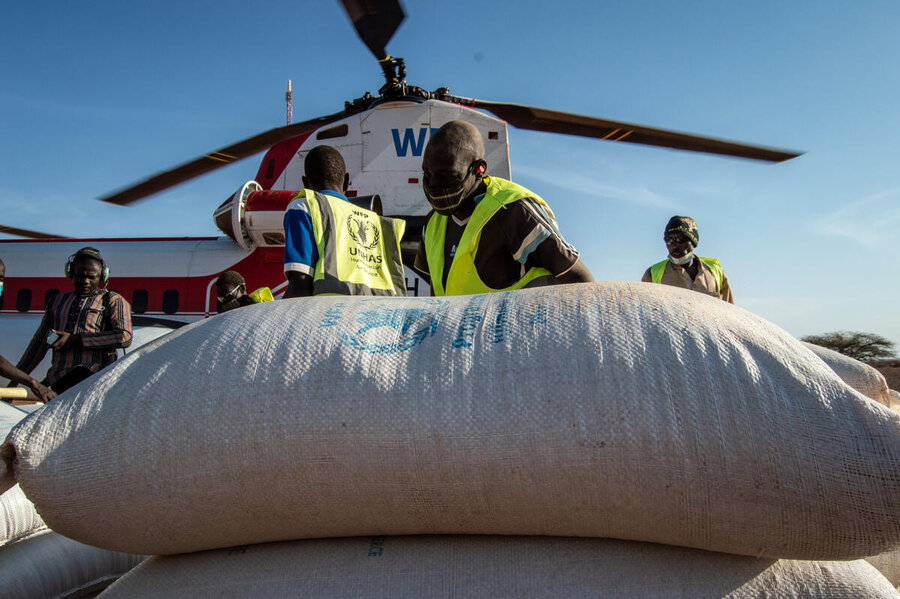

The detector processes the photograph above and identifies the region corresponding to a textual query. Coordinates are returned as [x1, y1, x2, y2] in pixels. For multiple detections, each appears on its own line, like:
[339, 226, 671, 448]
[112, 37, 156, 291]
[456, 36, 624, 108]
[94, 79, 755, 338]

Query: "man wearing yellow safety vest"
[283, 146, 406, 298]
[412, 121, 593, 296]
[641, 216, 734, 303]
[215, 270, 274, 312]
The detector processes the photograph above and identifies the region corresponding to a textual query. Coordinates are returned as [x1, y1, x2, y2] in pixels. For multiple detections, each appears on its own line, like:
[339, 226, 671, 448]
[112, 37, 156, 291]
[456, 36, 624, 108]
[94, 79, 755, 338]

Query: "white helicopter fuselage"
[0, 99, 511, 385]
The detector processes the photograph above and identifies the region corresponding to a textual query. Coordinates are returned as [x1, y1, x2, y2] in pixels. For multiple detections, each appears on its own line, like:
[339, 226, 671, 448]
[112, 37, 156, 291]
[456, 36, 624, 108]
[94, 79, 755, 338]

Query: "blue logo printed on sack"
[319, 302, 347, 328]
[491, 294, 510, 344]
[529, 304, 548, 325]
[452, 294, 487, 348]
[341, 300, 448, 354]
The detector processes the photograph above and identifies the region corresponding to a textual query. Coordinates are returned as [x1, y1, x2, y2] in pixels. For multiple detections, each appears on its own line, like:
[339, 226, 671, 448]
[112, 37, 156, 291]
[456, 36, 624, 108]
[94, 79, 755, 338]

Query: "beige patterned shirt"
[641, 259, 735, 304]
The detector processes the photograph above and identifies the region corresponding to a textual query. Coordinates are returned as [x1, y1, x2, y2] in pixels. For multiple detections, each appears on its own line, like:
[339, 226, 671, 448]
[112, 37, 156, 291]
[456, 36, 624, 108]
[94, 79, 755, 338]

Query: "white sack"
[0, 528, 144, 599]
[0, 401, 29, 494]
[802, 341, 892, 405]
[868, 550, 900, 589]
[0, 400, 27, 434]
[98, 535, 899, 599]
[4, 283, 900, 558]
[1, 484, 46, 546]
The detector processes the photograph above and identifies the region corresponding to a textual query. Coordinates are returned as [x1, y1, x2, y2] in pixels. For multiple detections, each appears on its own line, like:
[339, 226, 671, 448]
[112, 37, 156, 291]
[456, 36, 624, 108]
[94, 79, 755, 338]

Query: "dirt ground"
[869, 359, 900, 391]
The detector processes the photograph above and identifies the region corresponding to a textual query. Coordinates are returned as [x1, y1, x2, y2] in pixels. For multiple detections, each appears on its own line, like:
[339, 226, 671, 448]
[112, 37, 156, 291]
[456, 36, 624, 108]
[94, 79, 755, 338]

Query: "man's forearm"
[283, 271, 313, 298]
[556, 258, 594, 284]
[1, 355, 39, 388]
[80, 329, 133, 349]
[16, 331, 49, 377]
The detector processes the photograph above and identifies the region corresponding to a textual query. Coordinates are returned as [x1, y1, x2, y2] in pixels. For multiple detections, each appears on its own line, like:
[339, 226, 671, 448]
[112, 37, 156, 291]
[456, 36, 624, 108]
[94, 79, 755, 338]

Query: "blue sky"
[2, 1, 898, 352]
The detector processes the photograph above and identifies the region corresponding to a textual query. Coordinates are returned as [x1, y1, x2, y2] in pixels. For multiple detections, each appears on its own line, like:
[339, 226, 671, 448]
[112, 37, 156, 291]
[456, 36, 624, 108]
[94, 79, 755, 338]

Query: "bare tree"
[801, 331, 897, 361]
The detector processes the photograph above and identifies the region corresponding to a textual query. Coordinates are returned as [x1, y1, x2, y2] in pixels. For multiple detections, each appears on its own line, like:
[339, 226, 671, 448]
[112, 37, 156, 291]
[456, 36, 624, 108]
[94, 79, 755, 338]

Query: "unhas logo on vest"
[346, 213, 380, 250]
[346, 212, 383, 271]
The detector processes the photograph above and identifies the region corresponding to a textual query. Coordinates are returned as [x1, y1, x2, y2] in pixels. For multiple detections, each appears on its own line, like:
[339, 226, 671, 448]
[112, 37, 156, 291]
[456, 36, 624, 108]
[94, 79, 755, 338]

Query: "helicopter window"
[17, 289, 32, 312]
[44, 289, 60, 309]
[265, 159, 275, 180]
[162, 290, 179, 314]
[316, 124, 349, 140]
[488, 131, 498, 140]
[132, 289, 148, 314]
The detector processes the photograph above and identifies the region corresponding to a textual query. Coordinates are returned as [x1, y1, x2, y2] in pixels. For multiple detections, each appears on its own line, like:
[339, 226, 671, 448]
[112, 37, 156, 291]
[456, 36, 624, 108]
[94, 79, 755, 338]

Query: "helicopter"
[0, 0, 800, 377]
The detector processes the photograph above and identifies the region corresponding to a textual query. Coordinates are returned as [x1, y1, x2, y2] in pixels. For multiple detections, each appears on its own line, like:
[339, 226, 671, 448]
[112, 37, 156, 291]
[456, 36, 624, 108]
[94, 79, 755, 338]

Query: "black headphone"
[65, 247, 110, 283]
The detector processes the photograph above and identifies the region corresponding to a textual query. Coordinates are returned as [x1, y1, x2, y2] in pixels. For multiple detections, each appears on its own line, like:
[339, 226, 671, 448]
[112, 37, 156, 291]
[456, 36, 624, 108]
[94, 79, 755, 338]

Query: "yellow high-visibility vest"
[649, 257, 724, 291]
[423, 177, 554, 296]
[298, 189, 407, 296]
[248, 287, 274, 303]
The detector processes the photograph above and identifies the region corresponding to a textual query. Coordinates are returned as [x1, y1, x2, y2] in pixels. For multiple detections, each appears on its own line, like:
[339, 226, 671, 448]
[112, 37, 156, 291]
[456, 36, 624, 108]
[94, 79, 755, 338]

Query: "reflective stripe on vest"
[649, 257, 723, 291]
[423, 177, 555, 296]
[300, 190, 407, 296]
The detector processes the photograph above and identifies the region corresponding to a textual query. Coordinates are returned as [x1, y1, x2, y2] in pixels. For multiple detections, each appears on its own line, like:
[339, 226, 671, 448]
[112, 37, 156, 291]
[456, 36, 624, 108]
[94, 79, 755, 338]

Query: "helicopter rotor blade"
[339, 0, 405, 60]
[462, 98, 801, 163]
[0, 224, 66, 239]
[99, 111, 347, 206]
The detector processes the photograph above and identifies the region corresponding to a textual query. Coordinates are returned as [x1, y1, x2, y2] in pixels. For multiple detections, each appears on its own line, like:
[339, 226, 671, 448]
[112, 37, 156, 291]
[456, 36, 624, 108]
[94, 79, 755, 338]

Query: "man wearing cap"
[413, 120, 593, 296]
[641, 216, 734, 303]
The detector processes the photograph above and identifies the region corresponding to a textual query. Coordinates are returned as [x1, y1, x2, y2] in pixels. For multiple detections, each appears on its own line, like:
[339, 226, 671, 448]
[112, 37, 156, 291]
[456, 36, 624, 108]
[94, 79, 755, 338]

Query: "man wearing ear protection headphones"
[413, 120, 593, 296]
[11, 247, 132, 395]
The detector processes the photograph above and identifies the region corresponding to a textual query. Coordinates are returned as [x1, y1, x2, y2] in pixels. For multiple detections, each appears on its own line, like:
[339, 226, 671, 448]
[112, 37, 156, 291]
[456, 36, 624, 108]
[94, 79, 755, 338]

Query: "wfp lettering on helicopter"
[391, 127, 440, 157]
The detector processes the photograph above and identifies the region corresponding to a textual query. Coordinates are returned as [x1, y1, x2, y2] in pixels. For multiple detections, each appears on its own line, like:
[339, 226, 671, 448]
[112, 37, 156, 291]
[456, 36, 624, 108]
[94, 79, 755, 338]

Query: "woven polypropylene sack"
[889, 389, 900, 413]
[0, 528, 144, 599]
[0, 401, 28, 491]
[802, 341, 892, 406]
[1, 484, 46, 547]
[97, 535, 899, 599]
[0, 402, 44, 546]
[4, 283, 900, 558]
[867, 550, 900, 589]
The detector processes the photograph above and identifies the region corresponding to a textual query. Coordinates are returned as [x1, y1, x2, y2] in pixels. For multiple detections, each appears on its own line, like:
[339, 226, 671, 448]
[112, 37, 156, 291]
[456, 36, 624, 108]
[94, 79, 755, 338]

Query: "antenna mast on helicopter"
[286, 80, 293, 125]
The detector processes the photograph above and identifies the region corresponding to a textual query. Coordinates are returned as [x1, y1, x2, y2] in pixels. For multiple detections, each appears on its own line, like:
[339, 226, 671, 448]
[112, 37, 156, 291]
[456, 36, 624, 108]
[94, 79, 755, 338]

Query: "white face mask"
[668, 251, 695, 266]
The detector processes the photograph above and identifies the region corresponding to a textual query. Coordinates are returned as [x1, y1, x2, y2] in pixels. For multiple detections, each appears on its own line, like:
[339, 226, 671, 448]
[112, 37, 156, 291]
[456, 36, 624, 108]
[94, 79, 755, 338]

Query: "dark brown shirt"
[414, 195, 580, 291]
[17, 290, 133, 385]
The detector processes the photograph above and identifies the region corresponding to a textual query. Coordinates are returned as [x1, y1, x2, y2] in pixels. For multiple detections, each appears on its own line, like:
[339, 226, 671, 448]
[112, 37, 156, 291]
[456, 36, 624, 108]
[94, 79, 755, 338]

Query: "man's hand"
[50, 330, 80, 351]
[283, 272, 314, 299]
[27, 379, 57, 403]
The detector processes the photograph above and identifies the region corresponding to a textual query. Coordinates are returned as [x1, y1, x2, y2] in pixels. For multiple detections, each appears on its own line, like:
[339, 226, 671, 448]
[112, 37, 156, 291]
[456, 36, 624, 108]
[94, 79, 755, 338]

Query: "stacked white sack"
[3, 282, 900, 558]
[0, 401, 27, 485]
[1, 484, 46, 546]
[802, 341, 893, 406]
[867, 550, 900, 589]
[1, 395, 145, 598]
[1, 402, 46, 546]
[0, 529, 144, 599]
[96, 536, 899, 599]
